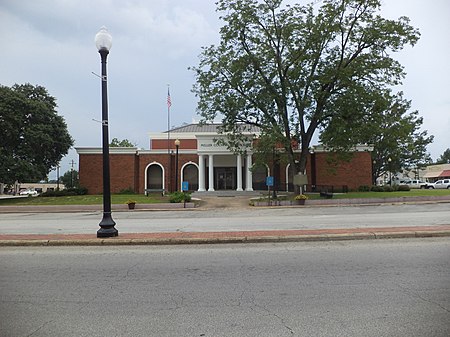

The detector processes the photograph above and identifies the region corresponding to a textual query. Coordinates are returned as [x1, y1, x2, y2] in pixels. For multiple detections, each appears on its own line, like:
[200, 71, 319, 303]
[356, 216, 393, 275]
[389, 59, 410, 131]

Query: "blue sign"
[182, 181, 189, 192]
[266, 176, 274, 187]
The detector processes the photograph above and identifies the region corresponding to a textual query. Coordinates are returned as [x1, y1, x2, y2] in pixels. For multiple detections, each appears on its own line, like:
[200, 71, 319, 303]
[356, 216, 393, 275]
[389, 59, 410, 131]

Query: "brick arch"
[145, 162, 165, 190]
[181, 161, 199, 191]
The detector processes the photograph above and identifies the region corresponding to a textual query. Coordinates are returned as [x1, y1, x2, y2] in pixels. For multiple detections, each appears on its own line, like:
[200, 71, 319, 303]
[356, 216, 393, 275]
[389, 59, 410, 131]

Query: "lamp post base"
[97, 213, 118, 238]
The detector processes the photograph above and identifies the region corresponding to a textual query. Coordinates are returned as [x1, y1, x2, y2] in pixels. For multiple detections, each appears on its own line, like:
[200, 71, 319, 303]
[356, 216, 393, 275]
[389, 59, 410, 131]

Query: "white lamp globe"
[95, 26, 112, 51]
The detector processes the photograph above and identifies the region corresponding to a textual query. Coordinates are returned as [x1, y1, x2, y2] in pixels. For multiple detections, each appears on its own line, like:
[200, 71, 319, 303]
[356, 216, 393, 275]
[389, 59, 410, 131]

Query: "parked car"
[19, 189, 38, 196]
[403, 180, 428, 189]
[425, 179, 450, 189]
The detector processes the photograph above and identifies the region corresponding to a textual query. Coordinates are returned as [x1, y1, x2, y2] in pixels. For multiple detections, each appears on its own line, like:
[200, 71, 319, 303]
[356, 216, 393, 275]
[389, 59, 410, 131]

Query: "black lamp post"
[174, 139, 180, 192]
[95, 27, 118, 238]
[309, 147, 316, 192]
[387, 157, 392, 187]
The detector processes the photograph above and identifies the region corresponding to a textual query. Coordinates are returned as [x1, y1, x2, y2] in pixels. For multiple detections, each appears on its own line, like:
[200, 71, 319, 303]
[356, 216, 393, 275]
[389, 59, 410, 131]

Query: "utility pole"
[57, 165, 60, 191]
[70, 159, 76, 188]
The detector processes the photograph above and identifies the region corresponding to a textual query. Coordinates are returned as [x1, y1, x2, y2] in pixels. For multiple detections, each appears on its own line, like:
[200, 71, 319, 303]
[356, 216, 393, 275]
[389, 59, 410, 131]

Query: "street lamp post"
[387, 157, 392, 187]
[174, 139, 180, 192]
[95, 27, 118, 238]
[309, 147, 316, 192]
[56, 164, 60, 191]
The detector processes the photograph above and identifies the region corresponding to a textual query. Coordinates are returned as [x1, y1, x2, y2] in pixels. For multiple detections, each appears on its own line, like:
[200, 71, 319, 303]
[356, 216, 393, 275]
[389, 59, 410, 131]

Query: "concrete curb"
[1, 230, 449, 247]
[0, 202, 198, 213]
[1, 195, 449, 213]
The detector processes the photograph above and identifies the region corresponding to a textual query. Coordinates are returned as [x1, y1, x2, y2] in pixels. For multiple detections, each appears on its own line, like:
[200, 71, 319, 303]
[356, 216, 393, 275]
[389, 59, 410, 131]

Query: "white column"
[198, 154, 206, 191]
[245, 154, 253, 191]
[208, 154, 215, 191]
[236, 154, 243, 191]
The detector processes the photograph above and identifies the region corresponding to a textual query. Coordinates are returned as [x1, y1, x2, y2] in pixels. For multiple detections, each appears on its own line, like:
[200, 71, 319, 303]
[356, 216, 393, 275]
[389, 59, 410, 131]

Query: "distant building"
[1, 182, 64, 195]
[76, 124, 373, 194]
[422, 163, 450, 182]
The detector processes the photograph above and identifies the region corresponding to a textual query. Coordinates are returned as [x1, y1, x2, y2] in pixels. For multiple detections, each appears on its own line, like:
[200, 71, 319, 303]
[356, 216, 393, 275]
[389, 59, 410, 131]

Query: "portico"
[196, 135, 253, 192]
[198, 153, 254, 192]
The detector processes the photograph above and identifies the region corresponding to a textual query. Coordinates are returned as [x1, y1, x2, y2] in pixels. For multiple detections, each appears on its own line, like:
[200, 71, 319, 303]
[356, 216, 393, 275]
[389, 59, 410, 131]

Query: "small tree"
[110, 138, 136, 147]
[60, 169, 79, 189]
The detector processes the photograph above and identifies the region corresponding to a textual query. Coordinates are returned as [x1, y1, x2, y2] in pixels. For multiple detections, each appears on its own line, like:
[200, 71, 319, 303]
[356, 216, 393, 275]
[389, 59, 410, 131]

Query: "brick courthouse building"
[76, 124, 373, 195]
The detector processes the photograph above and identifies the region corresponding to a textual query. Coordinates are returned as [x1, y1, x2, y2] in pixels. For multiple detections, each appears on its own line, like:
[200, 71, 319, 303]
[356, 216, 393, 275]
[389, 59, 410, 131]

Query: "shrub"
[383, 185, 394, 192]
[169, 191, 191, 203]
[40, 187, 88, 197]
[294, 194, 308, 200]
[370, 185, 384, 192]
[67, 187, 88, 195]
[358, 185, 370, 192]
[397, 184, 410, 191]
[118, 187, 135, 194]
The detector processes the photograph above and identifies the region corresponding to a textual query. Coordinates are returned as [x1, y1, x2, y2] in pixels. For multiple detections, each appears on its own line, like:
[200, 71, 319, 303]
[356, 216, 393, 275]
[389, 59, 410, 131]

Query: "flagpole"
[167, 85, 171, 156]
[167, 85, 171, 192]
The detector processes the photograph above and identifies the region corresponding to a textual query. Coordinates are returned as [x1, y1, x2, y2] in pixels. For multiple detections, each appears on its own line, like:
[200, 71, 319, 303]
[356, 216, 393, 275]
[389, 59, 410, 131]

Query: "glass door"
[216, 168, 235, 190]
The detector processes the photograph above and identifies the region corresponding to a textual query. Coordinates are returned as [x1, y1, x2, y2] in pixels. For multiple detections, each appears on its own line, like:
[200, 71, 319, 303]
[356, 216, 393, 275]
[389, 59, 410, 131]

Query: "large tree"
[320, 90, 433, 183]
[0, 83, 73, 185]
[192, 0, 420, 177]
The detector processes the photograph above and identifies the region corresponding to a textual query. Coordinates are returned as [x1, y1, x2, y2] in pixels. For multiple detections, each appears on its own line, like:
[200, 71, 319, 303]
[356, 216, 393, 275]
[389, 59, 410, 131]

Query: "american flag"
[167, 88, 172, 108]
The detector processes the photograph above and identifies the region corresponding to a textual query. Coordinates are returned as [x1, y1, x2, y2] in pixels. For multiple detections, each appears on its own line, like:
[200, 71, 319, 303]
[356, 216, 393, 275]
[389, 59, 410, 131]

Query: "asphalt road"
[0, 203, 449, 234]
[1, 239, 449, 337]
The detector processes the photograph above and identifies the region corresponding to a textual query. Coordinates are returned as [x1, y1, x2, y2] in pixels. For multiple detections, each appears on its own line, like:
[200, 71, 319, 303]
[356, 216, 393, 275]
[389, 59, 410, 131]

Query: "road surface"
[0, 203, 449, 234]
[1, 239, 449, 337]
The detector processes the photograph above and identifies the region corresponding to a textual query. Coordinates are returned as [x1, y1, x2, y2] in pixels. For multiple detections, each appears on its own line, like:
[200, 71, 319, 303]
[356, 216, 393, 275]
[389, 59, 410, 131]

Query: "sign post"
[266, 176, 274, 205]
[181, 181, 189, 208]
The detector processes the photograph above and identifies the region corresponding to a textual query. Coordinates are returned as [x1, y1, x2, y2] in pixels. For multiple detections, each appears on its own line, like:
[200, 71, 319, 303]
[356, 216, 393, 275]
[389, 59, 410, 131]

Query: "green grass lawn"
[329, 189, 450, 199]
[0, 193, 168, 206]
[267, 189, 450, 200]
[1, 189, 449, 206]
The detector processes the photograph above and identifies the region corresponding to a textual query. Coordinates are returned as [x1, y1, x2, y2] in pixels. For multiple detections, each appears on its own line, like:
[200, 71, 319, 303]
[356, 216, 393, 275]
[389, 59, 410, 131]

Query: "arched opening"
[146, 163, 164, 190]
[182, 163, 199, 192]
[286, 164, 295, 192]
[252, 165, 269, 191]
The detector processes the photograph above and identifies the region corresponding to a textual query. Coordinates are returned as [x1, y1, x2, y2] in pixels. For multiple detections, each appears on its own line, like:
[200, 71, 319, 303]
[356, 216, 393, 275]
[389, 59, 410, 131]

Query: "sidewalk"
[1, 195, 449, 246]
[1, 225, 449, 246]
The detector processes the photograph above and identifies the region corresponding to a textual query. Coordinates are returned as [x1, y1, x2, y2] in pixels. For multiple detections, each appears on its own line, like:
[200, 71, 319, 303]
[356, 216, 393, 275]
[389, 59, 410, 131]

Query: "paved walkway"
[1, 195, 449, 246]
[1, 225, 449, 246]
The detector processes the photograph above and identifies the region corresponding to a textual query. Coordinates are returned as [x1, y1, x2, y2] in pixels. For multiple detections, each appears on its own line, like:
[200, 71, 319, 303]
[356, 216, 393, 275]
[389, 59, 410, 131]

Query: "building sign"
[197, 136, 253, 153]
[293, 174, 308, 185]
[182, 181, 189, 192]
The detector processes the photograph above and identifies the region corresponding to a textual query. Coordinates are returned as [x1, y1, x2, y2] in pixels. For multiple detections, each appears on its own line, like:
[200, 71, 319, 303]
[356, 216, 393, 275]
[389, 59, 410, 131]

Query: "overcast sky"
[1, 0, 449, 178]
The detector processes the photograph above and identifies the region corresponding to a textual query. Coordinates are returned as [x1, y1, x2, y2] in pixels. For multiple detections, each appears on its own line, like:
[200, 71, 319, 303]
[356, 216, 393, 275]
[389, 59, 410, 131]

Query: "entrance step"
[191, 190, 263, 197]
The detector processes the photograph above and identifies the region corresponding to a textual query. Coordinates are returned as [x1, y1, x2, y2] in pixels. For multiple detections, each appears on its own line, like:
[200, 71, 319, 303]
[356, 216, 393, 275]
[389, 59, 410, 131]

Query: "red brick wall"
[110, 154, 136, 193]
[79, 150, 372, 194]
[151, 139, 197, 150]
[313, 152, 372, 190]
[79, 154, 136, 194]
[79, 154, 102, 194]
[138, 153, 198, 194]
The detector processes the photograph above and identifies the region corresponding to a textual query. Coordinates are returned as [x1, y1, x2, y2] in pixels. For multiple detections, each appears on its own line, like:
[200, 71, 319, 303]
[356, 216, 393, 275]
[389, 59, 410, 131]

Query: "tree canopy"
[192, 0, 421, 176]
[110, 138, 136, 147]
[436, 148, 450, 164]
[60, 169, 79, 188]
[0, 83, 73, 185]
[321, 89, 433, 183]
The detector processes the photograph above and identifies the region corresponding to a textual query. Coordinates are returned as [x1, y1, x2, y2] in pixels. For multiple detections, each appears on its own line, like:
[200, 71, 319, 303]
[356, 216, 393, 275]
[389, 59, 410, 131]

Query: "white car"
[19, 189, 38, 196]
[404, 180, 428, 189]
[426, 179, 450, 189]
